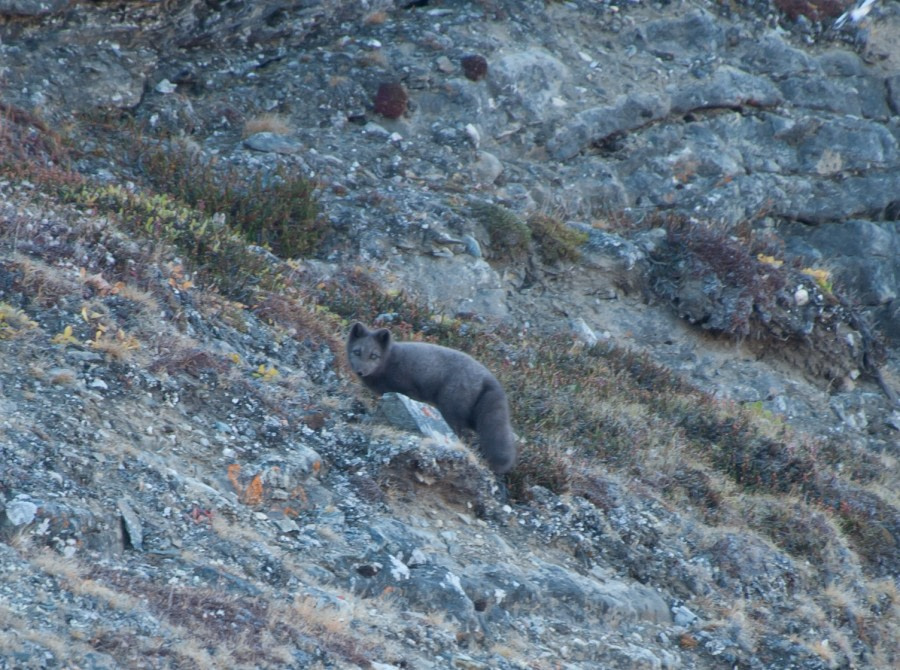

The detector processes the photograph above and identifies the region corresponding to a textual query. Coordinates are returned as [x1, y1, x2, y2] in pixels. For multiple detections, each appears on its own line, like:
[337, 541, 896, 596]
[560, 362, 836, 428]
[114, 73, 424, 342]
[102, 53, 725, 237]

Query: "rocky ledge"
[1, 1, 898, 669]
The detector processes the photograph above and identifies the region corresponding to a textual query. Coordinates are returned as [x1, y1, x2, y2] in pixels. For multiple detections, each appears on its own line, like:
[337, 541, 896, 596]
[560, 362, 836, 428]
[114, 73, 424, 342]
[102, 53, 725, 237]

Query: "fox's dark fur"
[346, 322, 517, 474]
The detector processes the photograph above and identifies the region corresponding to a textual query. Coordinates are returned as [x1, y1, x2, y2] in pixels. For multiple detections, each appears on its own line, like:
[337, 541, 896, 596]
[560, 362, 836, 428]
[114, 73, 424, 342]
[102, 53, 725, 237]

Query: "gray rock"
[779, 76, 866, 116]
[531, 563, 671, 625]
[784, 220, 899, 306]
[739, 34, 818, 79]
[243, 131, 304, 154]
[580, 228, 650, 271]
[817, 50, 867, 77]
[669, 66, 782, 114]
[0, 0, 68, 16]
[461, 234, 482, 258]
[704, 533, 798, 602]
[3, 498, 37, 526]
[774, 172, 900, 224]
[385, 254, 509, 318]
[672, 604, 700, 627]
[794, 117, 899, 174]
[117, 497, 143, 551]
[377, 392, 457, 445]
[887, 74, 900, 115]
[359, 556, 481, 631]
[570, 317, 599, 347]
[472, 150, 503, 185]
[65, 47, 157, 110]
[565, 171, 630, 217]
[488, 48, 570, 124]
[631, 9, 725, 59]
[251, 447, 325, 494]
[548, 92, 672, 161]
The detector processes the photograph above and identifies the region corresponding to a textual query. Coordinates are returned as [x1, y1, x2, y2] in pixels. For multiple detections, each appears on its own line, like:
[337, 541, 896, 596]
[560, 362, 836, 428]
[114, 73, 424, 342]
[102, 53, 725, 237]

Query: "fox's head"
[346, 322, 391, 377]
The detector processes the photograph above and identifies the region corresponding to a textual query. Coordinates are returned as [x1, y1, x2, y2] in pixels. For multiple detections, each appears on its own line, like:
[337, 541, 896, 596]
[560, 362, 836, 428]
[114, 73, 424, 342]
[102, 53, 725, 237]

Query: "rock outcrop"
[1, 1, 898, 668]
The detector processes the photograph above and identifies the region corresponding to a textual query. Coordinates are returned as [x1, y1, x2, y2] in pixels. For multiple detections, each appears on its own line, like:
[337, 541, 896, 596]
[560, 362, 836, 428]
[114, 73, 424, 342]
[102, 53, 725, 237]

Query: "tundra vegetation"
[0, 1, 898, 667]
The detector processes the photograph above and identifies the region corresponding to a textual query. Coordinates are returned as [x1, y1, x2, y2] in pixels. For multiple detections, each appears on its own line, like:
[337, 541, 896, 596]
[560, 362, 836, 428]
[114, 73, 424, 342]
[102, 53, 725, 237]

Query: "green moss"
[468, 203, 587, 265]
[528, 213, 587, 264]
[470, 201, 531, 261]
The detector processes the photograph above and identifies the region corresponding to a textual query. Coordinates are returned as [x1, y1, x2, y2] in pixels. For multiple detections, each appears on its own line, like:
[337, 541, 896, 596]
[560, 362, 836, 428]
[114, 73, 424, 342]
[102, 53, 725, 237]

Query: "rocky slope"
[1, 1, 899, 669]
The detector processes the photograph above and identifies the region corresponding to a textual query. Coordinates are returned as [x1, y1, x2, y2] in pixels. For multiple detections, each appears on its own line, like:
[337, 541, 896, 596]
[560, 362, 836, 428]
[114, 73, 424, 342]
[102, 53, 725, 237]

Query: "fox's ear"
[374, 328, 392, 348]
[349, 322, 368, 338]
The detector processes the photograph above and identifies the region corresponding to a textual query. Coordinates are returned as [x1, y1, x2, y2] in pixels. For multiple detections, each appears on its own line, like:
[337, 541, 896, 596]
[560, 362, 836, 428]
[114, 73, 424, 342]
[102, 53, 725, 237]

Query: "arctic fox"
[346, 322, 517, 474]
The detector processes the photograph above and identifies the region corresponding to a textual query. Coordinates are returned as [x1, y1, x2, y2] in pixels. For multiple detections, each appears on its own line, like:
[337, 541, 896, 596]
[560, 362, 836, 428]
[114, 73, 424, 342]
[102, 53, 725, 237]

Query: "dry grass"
[0, 604, 89, 665]
[0, 254, 80, 307]
[112, 282, 162, 314]
[242, 113, 292, 137]
[363, 9, 388, 24]
[210, 511, 274, 547]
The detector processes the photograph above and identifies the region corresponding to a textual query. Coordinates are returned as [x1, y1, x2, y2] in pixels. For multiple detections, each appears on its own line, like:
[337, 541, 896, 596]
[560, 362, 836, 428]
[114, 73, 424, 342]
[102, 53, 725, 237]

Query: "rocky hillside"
[1, 1, 899, 668]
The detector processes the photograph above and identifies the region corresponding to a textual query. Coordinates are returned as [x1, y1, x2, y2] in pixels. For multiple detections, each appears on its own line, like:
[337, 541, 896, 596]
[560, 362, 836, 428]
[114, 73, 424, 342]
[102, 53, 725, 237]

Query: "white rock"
[155, 78, 178, 94]
[570, 317, 599, 347]
[473, 150, 502, 185]
[464, 123, 480, 148]
[5, 499, 38, 526]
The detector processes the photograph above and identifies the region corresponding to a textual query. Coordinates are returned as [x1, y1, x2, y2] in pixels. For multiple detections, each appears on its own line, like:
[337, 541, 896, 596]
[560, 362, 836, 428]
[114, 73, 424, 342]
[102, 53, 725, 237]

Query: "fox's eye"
[352, 348, 361, 356]
[369, 352, 379, 360]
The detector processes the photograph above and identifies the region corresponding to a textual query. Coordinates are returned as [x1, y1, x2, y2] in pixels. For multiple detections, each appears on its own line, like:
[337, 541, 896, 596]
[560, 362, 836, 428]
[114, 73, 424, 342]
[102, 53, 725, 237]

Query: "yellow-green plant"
[253, 364, 279, 382]
[51, 325, 80, 345]
[70, 183, 275, 300]
[0, 302, 37, 339]
[802, 267, 833, 294]
[138, 141, 324, 259]
[528, 213, 588, 264]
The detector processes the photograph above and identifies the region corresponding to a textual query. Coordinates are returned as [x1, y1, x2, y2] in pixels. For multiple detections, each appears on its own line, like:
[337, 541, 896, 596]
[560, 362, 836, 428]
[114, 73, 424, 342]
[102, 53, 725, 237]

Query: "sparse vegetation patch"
[136, 140, 325, 260]
[470, 201, 531, 262]
[469, 201, 589, 266]
[646, 217, 886, 385]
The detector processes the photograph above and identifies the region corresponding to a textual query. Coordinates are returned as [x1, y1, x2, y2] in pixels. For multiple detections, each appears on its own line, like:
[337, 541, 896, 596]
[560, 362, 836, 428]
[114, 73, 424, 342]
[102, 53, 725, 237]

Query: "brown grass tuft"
[243, 113, 292, 138]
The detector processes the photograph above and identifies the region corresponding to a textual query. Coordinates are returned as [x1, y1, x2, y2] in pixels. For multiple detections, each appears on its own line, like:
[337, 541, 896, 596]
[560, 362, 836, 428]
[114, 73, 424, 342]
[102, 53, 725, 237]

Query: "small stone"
[461, 54, 488, 81]
[363, 121, 390, 137]
[570, 317, 598, 347]
[118, 498, 144, 551]
[462, 234, 482, 258]
[155, 78, 177, 94]
[673, 604, 699, 627]
[274, 517, 300, 534]
[464, 123, 480, 148]
[90, 378, 109, 390]
[473, 150, 502, 185]
[435, 55, 454, 73]
[373, 82, 408, 119]
[4, 499, 38, 526]
[243, 132, 303, 155]
[794, 286, 809, 306]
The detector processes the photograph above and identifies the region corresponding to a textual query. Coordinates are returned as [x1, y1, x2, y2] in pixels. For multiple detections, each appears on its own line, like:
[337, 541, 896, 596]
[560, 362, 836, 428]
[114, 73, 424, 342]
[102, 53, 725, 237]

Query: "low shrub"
[137, 141, 324, 259]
